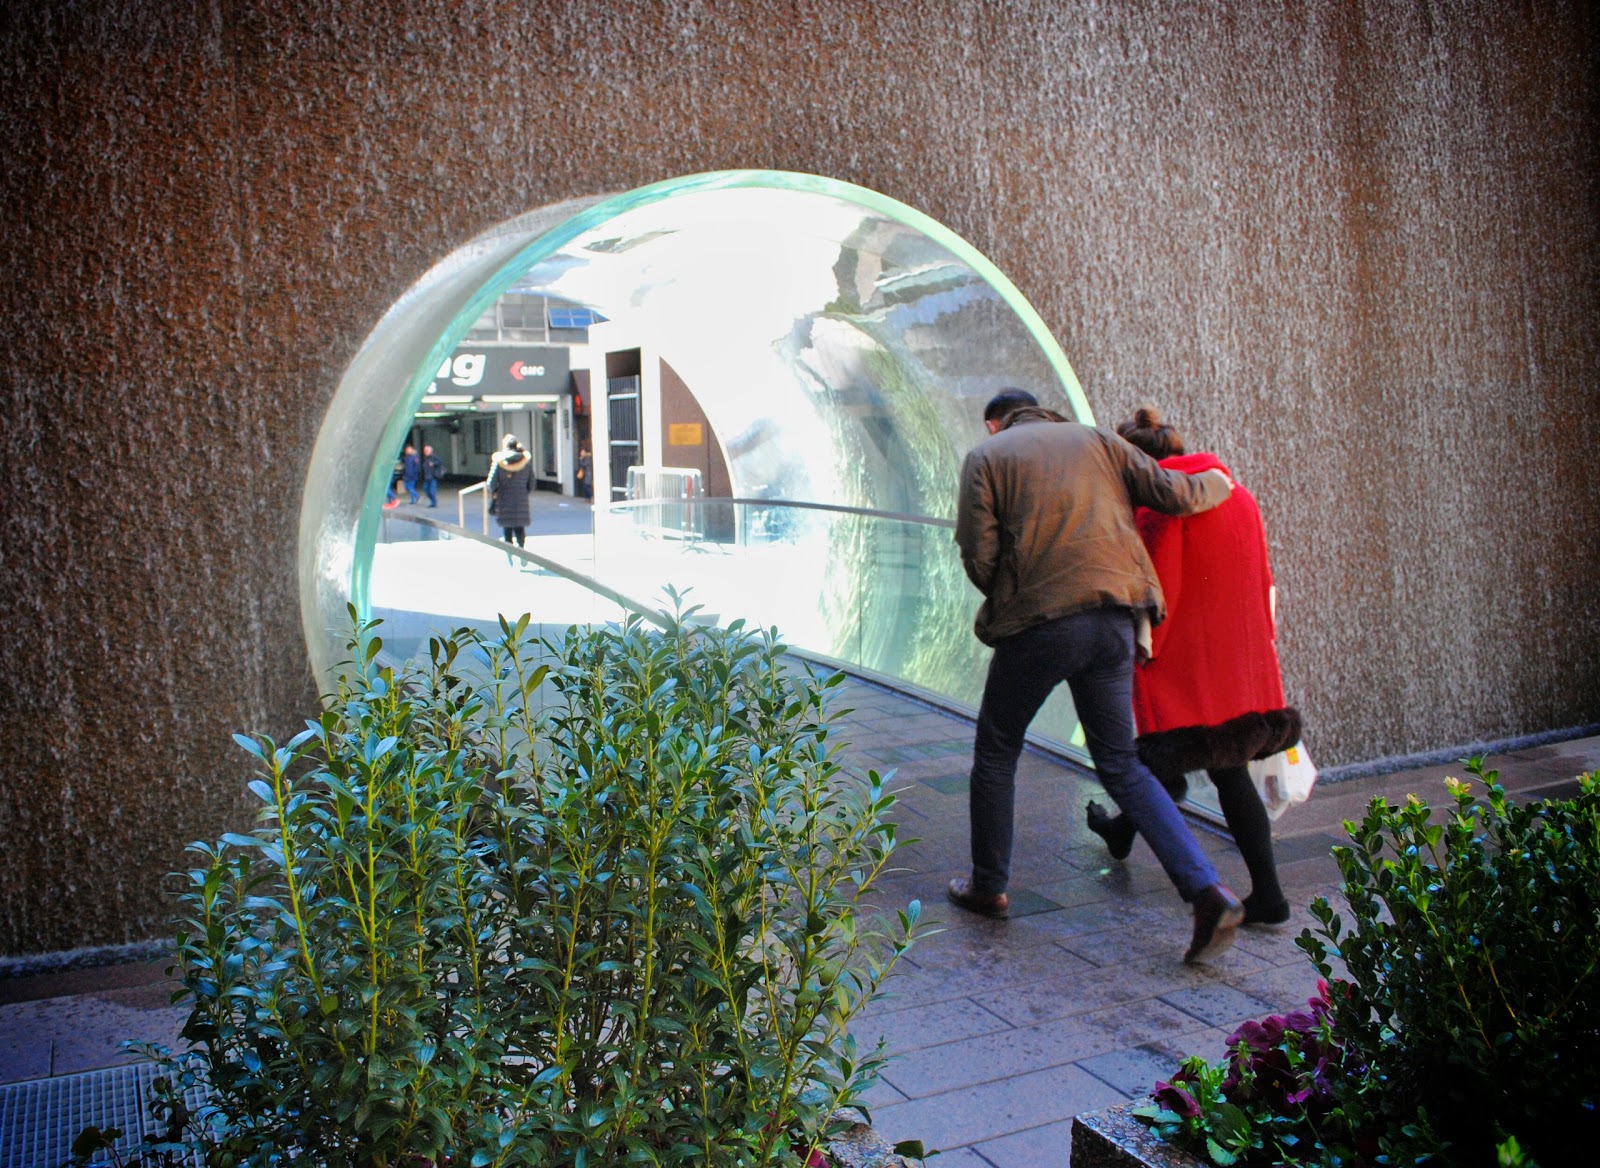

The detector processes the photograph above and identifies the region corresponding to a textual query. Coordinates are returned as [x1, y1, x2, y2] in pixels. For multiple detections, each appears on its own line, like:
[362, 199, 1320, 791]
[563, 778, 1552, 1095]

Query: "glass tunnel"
[300, 170, 1093, 757]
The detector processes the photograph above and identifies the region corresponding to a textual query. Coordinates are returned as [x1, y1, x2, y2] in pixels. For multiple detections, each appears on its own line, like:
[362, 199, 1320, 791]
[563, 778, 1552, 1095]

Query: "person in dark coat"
[487, 435, 534, 559]
[420, 444, 443, 507]
[575, 442, 594, 500]
[1086, 407, 1301, 926]
[401, 444, 421, 504]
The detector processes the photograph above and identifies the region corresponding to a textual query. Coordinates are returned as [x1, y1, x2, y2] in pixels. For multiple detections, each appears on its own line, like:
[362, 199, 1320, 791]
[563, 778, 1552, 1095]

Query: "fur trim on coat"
[1136, 706, 1302, 781]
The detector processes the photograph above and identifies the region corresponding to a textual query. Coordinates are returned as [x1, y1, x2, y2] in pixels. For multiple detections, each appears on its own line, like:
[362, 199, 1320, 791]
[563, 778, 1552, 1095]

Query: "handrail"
[457, 481, 490, 532]
[380, 510, 669, 630]
[602, 496, 958, 530]
[373, 501, 1095, 775]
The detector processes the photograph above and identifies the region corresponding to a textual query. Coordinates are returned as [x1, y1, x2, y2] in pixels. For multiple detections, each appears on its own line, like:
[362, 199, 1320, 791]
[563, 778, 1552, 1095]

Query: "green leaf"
[70, 1126, 121, 1157]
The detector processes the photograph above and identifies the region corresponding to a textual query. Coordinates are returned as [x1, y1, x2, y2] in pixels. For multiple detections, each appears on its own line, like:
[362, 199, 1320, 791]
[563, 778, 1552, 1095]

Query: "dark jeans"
[403, 476, 419, 503]
[501, 526, 526, 547]
[422, 479, 438, 506]
[968, 607, 1219, 902]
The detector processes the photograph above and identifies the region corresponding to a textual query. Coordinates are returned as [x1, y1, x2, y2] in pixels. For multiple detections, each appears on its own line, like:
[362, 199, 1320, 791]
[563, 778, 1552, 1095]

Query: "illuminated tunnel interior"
[300, 170, 1092, 753]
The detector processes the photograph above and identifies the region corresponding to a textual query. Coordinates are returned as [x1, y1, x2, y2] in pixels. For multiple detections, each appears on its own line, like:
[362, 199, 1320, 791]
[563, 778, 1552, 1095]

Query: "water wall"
[1, 0, 1596, 957]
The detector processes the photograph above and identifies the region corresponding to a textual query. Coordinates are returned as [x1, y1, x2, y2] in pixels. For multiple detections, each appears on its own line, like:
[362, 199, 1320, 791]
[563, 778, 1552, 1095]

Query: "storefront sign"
[425, 346, 571, 398]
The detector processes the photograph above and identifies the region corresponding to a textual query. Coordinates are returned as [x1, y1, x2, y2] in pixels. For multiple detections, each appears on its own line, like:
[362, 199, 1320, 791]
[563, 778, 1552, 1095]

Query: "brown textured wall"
[658, 359, 733, 500]
[1, 0, 1596, 958]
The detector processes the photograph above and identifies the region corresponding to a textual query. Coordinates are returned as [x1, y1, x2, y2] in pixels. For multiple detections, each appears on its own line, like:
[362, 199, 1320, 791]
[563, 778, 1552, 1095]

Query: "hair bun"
[1135, 406, 1162, 428]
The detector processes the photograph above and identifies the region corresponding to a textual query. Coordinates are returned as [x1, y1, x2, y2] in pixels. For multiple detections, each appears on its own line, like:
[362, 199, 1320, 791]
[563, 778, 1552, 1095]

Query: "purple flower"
[1152, 1078, 1202, 1119]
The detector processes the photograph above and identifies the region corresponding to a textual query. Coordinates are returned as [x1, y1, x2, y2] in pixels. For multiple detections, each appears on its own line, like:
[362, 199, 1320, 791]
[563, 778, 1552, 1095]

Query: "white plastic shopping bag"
[1248, 742, 1317, 820]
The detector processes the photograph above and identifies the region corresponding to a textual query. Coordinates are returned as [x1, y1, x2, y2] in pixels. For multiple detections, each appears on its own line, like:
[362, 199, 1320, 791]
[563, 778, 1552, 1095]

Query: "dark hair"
[502, 433, 522, 452]
[983, 388, 1038, 424]
[1117, 406, 1185, 459]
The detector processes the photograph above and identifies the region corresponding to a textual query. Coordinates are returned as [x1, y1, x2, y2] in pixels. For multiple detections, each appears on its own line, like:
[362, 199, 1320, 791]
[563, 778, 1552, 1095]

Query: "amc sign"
[427, 346, 571, 397]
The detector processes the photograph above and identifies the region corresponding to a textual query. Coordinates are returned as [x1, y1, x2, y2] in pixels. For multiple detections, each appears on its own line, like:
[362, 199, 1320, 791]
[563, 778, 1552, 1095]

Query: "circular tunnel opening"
[301, 170, 1091, 744]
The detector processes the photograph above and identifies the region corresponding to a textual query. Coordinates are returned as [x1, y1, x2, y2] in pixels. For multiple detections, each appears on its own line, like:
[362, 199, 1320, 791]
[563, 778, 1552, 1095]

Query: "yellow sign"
[668, 423, 704, 446]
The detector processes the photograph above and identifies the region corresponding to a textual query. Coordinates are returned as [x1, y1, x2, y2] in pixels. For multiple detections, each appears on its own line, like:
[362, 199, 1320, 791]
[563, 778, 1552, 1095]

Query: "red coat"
[1132, 452, 1298, 775]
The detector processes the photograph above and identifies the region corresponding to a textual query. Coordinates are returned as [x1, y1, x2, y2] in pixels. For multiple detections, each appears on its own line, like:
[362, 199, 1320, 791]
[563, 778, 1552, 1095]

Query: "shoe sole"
[1184, 905, 1245, 964]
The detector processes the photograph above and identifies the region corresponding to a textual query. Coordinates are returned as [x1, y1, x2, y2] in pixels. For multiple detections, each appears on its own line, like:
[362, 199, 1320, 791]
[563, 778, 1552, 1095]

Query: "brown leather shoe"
[1184, 884, 1245, 964]
[947, 877, 1010, 920]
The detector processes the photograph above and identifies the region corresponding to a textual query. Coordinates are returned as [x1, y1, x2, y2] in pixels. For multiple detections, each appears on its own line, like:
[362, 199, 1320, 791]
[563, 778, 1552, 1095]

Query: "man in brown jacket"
[949, 389, 1247, 963]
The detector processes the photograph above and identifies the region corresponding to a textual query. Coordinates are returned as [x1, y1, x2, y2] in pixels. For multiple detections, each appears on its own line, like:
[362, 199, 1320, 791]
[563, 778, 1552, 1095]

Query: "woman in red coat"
[1086, 408, 1300, 925]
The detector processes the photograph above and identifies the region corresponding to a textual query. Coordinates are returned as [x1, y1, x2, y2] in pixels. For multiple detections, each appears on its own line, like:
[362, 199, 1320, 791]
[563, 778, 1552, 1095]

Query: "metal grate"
[0, 1063, 208, 1168]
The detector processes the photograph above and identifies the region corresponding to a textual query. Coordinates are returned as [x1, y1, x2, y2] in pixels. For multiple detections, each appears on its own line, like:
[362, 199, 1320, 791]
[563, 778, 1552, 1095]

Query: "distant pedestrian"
[1085, 407, 1300, 927]
[949, 388, 1246, 964]
[420, 444, 443, 507]
[576, 442, 594, 500]
[488, 434, 534, 561]
[401, 444, 421, 504]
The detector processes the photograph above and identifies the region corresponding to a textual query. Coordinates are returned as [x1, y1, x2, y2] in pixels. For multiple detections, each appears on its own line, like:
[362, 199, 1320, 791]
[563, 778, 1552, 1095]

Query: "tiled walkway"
[5, 535, 1597, 1164]
[822, 680, 1599, 1165]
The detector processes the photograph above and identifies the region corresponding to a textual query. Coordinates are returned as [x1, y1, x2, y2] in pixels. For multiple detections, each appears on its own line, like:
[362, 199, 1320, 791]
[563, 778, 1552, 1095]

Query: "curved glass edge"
[298, 195, 606, 686]
[551, 169, 1092, 422]
[302, 170, 1090, 691]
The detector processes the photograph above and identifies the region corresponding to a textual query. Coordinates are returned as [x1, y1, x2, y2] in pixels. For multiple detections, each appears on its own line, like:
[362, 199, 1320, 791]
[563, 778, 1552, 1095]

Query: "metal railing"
[370, 497, 1096, 776]
[623, 466, 704, 541]
[458, 481, 491, 532]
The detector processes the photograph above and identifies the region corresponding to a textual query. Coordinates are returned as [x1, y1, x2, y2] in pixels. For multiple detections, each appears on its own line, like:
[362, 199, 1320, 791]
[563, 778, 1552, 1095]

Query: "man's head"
[423, 444, 434, 456]
[982, 388, 1038, 434]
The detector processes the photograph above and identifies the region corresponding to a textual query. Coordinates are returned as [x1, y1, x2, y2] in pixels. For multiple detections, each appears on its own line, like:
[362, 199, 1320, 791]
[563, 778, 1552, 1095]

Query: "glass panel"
[512, 182, 1086, 518]
[585, 500, 1084, 756]
[307, 172, 1092, 762]
[369, 510, 629, 669]
[535, 407, 558, 478]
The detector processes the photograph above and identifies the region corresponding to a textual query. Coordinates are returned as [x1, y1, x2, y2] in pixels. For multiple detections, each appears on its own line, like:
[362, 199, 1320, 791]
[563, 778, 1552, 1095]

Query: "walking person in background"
[384, 450, 402, 509]
[401, 444, 421, 504]
[575, 442, 594, 500]
[487, 434, 534, 564]
[420, 444, 443, 508]
[1085, 406, 1300, 926]
[949, 388, 1248, 964]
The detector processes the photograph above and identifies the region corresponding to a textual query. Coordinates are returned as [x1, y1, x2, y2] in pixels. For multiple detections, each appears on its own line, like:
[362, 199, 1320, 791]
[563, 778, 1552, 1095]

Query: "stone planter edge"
[1070, 1100, 1205, 1168]
[826, 1108, 919, 1168]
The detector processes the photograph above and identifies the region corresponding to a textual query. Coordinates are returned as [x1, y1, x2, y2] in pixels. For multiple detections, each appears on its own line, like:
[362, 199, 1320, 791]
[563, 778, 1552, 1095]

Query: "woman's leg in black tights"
[1208, 764, 1288, 923]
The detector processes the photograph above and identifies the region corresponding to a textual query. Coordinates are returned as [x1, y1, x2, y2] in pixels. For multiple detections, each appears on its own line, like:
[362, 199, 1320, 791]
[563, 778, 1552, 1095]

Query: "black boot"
[1243, 892, 1291, 926]
[1086, 800, 1137, 861]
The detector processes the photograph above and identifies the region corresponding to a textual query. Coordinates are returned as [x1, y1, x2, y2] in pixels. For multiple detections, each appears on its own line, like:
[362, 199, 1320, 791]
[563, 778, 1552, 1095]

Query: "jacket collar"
[1000, 405, 1069, 429]
[1159, 450, 1230, 478]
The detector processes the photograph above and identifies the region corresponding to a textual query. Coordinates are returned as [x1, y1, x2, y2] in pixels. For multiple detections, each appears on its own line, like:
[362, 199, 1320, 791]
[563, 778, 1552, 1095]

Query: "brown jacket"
[955, 409, 1231, 645]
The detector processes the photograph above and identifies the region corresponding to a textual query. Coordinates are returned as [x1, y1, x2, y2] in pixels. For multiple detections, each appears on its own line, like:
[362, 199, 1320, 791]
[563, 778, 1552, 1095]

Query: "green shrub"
[111, 606, 919, 1167]
[1301, 759, 1600, 1165]
[1137, 758, 1600, 1167]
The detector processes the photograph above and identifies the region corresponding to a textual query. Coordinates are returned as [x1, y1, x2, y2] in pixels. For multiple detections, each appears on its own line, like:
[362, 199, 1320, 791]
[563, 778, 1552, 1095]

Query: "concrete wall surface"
[2, 1, 1596, 957]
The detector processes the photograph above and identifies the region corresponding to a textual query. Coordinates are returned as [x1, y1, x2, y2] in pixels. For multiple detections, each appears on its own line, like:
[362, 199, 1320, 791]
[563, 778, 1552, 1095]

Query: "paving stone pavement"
[820, 678, 1600, 1166]
[2, 673, 1596, 1167]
